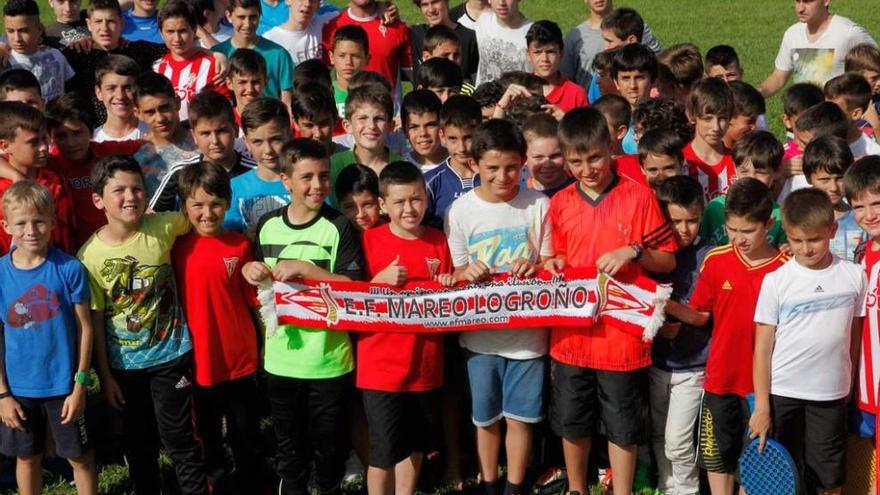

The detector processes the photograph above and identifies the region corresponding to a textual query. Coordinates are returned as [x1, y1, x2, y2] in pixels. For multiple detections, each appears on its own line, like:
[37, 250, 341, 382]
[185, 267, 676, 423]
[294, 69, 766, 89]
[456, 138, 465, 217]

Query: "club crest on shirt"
[7, 284, 61, 329]
[223, 257, 240, 279]
[425, 258, 441, 279]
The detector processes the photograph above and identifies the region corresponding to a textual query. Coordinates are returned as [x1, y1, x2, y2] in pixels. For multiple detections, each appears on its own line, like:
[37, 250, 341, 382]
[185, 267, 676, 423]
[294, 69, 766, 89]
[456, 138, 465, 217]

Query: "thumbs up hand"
[372, 256, 409, 287]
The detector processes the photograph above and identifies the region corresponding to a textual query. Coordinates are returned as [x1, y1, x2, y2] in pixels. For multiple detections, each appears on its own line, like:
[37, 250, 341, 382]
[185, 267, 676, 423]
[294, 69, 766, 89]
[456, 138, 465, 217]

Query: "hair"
[0, 69, 41, 99]
[794, 102, 849, 139]
[192, 0, 220, 26]
[781, 188, 834, 231]
[279, 137, 328, 176]
[505, 94, 549, 130]
[803, 135, 854, 178]
[592, 47, 618, 73]
[592, 94, 632, 131]
[46, 93, 98, 133]
[525, 20, 563, 51]
[440, 94, 481, 129]
[1, 180, 54, 218]
[845, 155, 880, 202]
[293, 58, 332, 91]
[824, 72, 872, 113]
[0, 101, 46, 141]
[291, 83, 337, 122]
[423, 24, 459, 54]
[632, 97, 693, 143]
[227, 0, 260, 13]
[725, 177, 774, 223]
[687, 77, 734, 118]
[658, 43, 703, 88]
[227, 48, 268, 80]
[611, 43, 658, 81]
[158, 0, 196, 29]
[704, 45, 741, 70]
[345, 84, 393, 121]
[416, 58, 463, 89]
[472, 81, 503, 109]
[87, 0, 122, 17]
[729, 80, 765, 119]
[845, 43, 880, 74]
[655, 174, 704, 211]
[782, 82, 825, 117]
[732, 131, 783, 173]
[401, 89, 441, 129]
[349, 70, 392, 93]
[521, 112, 558, 142]
[378, 161, 425, 197]
[177, 160, 232, 203]
[91, 154, 144, 196]
[332, 24, 369, 55]
[336, 163, 379, 202]
[637, 128, 685, 165]
[241, 97, 290, 134]
[600, 7, 644, 43]
[470, 119, 527, 162]
[133, 71, 176, 103]
[188, 89, 235, 128]
[3, 0, 39, 18]
[95, 54, 140, 87]
[498, 71, 545, 96]
[559, 107, 611, 155]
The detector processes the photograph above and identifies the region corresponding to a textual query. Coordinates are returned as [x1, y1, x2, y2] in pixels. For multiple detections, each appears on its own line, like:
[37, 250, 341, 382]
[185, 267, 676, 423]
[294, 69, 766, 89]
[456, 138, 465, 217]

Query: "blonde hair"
[2, 180, 55, 218]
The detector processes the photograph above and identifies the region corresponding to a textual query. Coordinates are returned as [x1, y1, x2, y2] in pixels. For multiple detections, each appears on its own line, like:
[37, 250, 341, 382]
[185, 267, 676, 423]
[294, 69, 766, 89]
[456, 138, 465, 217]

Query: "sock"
[483, 479, 501, 495]
[503, 480, 523, 495]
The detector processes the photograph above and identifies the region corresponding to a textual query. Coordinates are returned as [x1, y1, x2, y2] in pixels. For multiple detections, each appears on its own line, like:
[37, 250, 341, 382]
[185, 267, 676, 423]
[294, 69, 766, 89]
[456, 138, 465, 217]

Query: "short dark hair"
[332, 24, 369, 55]
[725, 177, 773, 223]
[687, 77, 734, 119]
[845, 155, 880, 202]
[416, 58, 463, 90]
[46, 93, 98, 133]
[803, 135, 854, 179]
[227, 0, 260, 13]
[658, 43, 703, 88]
[227, 48, 268, 81]
[525, 20, 563, 51]
[655, 174, 704, 211]
[192, 0, 220, 26]
[336, 163, 379, 201]
[559, 107, 611, 155]
[0, 69, 41, 99]
[600, 7, 644, 43]
[349, 70, 392, 93]
[0, 101, 45, 141]
[189, 89, 235, 128]
[704, 45, 740, 70]
[241, 97, 290, 134]
[782, 82, 825, 117]
[95, 54, 140, 87]
[471, 119, 527, 162]
[637, 128, 685, 166]
[729, 80, 765, 119]
[280, 137, 328, 176]
[611, 43, 658, 81]
[177, 160, 232, 204]
[824, 72, 872, 113]
[345, 84, 393, 121]
[423, 24, 459, 54]
[781, 188, 834, 231]
[592, 47, 618, 72]
[378, 161, 425, 197]
[592, 94, 632, 131]
[293, 59, 332, 91]
[87, 0, 121, 17]
[521, 112, 558, 142]
[794, 102, 849, 139]
[732, 131, 783, 173]
[158, 0, 196, 30]
[291, 83, 337, 123]
[472, 81, 503, 109]
[134, 71, 176, 103]
[91, 154, 144, 196]
[440, 94, 481, 129]
[632, 98, 693, 143]
[401, 89, 441, 129]
[498, 71, 545, 96]
[3, 0, 39, 18]
[505, 94, 549, 130]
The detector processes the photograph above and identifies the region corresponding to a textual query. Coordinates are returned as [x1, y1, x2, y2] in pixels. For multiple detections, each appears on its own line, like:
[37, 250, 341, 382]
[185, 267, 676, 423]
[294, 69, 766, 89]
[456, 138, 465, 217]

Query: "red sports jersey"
[0, 169, 74, 255]
[684, 141, 736, 201]
[358, 223, 452, 391]
[614, 154, 649, 187]
[322, 9, 412, 90]
[154, 52, 232, 121]
[859, 241, 880, 413]
[689, 245, 787, 397]
[548, 174, 676, 371]
[545, 76, 588, 113]
[172, 231, 259, 386]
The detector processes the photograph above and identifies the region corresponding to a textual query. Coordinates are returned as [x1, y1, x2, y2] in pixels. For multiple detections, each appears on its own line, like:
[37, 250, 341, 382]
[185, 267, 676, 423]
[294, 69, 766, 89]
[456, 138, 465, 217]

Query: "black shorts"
[362, 389, 442, 469]
[549, 359, 648, 446]
[0, 395, 90, 459]
[696, 391, 749, 473]
[772, 395, 847, 490]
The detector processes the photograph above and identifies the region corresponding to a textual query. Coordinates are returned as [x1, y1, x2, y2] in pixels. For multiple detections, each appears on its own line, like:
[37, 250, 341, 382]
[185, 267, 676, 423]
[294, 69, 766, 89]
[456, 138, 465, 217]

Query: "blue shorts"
[465, 351, 545, 427]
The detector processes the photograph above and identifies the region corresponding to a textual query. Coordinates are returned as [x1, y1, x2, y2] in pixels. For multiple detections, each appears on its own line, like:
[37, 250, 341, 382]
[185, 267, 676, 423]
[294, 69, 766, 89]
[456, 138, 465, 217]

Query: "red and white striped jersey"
[859, 241, 880, 413]
[684, 142, 736, 202]
[153, 52, 232, 121]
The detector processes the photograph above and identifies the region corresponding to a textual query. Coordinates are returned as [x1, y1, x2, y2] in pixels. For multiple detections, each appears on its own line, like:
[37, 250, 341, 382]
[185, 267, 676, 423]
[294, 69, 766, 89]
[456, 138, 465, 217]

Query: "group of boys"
[1, 0, 880, 494]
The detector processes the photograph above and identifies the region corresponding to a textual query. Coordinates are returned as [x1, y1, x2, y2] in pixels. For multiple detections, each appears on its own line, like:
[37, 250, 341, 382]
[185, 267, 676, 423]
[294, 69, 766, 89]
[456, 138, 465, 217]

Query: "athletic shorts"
[0, 395, 90, 458]
[772, 395, 847, 490]
[696, 391, 749, 473]
[362, 389, 441, 469]
[549, 359, 648, 446]
[465, 351, 545, 427]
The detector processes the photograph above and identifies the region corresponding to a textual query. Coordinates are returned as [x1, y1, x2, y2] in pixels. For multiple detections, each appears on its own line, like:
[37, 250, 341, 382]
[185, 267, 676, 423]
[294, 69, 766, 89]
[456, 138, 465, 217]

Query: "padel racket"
[738, 437, 798, 495]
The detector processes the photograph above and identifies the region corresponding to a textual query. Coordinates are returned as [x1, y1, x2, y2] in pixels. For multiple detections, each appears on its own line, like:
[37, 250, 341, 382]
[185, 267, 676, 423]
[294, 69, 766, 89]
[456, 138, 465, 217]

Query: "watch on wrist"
[629, 242, 644, 262]
[74, 371, 92, 387]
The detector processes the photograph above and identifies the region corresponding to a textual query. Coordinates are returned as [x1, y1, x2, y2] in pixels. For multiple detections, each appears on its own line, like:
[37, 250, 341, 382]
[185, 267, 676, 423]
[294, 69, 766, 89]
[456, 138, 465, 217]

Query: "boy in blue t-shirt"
[0, 181, 97, 494]
[121, 0, 162, 43]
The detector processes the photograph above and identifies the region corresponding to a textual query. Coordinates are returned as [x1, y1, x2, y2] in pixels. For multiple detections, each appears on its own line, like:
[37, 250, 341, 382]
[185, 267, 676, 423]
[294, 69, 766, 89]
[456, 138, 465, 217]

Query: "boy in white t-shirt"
[445, 118, 553, 495]
[473, 0, 532, 85]
[750, 188, 867, 493]
[263, 0, 338, 64]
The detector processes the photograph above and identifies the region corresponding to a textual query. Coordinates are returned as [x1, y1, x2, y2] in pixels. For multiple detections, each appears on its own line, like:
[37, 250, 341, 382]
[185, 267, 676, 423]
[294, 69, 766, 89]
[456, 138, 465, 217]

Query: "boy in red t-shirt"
[545, 108, 676, 495]
[684, 77, 736, 201]
[666, 178, 787, 495]
[171, 160, 262, 492]
[360, 161, 454, 495]
[525, 20, 587, 114]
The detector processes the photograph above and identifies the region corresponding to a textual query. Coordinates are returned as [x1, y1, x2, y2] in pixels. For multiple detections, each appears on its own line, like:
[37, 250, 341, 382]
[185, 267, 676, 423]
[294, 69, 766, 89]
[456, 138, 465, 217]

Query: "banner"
[261, 269, 671, 342]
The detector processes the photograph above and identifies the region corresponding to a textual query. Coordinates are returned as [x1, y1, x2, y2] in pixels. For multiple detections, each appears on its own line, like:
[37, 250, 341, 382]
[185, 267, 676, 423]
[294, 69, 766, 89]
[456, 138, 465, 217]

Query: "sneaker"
[534, 467, 567, 495]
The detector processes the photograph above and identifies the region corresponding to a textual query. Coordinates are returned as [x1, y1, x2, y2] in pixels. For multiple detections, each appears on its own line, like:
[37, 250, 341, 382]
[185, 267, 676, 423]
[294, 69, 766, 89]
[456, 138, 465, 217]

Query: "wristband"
[0, 392, 11, 400]
[74, 371, 92, 386]
[629, 242, 644, 262]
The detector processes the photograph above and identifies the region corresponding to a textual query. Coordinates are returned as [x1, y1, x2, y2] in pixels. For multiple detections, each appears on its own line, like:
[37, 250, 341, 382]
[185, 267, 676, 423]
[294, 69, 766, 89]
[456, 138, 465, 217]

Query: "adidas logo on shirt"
[174, 375, 192, 389]
[815, 285, 824, 293]
[722, 280, 732, 290]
